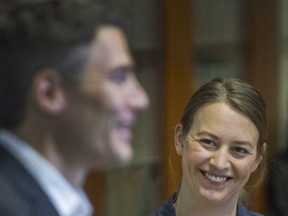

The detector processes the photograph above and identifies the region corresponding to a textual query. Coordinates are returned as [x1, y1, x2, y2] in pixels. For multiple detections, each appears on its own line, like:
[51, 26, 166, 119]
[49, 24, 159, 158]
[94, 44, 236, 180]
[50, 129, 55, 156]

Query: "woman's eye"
[231, 147, 249, 156]
[199, 139, 216, 149]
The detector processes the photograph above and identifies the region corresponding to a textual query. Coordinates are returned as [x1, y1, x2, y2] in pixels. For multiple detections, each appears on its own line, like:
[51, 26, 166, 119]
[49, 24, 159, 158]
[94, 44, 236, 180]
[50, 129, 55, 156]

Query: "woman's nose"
[209, 148, 230, 170]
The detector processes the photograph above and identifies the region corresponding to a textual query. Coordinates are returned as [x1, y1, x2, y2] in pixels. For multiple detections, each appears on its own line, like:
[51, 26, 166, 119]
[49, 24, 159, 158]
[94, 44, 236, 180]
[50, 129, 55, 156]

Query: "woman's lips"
[200, 170, 232, 183]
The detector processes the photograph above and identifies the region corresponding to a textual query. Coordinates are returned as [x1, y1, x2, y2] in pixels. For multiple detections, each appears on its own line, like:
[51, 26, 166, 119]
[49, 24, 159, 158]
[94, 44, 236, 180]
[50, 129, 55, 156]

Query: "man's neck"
[13, 127, 87, 188]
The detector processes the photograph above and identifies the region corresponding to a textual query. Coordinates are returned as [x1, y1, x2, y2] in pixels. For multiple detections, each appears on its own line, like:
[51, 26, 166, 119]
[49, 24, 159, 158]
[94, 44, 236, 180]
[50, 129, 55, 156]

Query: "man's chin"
[102, 147, 133, 170]
[113, 147, 133, 166]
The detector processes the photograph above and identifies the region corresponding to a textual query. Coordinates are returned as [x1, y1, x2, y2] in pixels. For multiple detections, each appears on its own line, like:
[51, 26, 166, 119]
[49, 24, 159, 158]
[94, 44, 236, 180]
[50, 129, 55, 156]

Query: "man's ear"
[32, 68, 66, 114]
[174, 123, 185, 156]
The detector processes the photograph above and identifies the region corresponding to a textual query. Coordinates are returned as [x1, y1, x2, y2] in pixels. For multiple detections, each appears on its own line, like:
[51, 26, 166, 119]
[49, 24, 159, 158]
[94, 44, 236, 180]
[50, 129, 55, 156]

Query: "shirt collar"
[0, 129, 93, 216]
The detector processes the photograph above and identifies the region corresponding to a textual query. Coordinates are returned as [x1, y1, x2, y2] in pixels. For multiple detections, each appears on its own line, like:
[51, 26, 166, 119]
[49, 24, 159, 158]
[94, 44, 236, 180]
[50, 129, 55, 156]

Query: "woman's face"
[175, 103, 262, 205]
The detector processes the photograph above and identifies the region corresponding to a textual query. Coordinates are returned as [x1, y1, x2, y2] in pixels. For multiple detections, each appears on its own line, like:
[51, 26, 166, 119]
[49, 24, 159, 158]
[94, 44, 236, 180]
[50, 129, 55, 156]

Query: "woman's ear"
[252, 155, 263, 172]
[252, 143, 266, 172]
[174, 123, 185, 156]
[33, 68, 66, 114]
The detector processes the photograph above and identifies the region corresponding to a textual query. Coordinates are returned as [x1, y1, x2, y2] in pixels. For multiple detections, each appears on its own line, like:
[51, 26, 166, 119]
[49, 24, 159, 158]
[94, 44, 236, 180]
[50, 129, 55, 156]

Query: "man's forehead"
[93, 26, 128, 50]
[90, 26, 133, 65]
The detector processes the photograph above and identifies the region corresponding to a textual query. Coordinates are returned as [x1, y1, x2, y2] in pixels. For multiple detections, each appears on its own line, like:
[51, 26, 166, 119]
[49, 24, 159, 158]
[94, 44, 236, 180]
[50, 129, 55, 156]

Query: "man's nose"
[127, 78, 150, 110]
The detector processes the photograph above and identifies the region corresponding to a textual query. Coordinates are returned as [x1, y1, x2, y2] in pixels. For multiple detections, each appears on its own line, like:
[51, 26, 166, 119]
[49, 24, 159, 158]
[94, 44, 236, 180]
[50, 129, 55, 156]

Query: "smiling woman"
[149, 77, 267, 216]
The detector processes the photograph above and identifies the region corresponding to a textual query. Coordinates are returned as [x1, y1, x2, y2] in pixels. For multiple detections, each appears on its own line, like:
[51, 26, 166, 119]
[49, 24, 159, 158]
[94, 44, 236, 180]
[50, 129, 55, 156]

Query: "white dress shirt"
[0, 130, 93, 216]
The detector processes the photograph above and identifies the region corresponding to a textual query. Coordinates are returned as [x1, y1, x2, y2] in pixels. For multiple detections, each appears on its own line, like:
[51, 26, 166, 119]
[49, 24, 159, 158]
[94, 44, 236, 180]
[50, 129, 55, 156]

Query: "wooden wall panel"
[85, 172, 103, 216]
[163, 0, 194, 200]
[243, 0, 279, 214]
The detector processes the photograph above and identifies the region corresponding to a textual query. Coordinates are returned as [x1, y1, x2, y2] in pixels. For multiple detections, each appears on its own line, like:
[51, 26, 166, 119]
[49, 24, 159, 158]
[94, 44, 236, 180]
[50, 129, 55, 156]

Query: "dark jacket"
[267, 150, 288, 216]
[149, 193, 263, 216]
[0, 145, 59, 216]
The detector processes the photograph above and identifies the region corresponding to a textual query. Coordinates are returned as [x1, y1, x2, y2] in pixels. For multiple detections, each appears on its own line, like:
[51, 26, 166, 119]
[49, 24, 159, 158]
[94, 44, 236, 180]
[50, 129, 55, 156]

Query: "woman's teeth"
[205, 172, 227, 183]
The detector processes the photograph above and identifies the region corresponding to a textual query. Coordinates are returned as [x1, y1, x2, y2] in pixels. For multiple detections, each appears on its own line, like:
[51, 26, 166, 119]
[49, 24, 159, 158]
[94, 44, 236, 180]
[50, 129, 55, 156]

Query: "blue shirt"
[149, 193, 263, 216]
[0, 130, 93, 216]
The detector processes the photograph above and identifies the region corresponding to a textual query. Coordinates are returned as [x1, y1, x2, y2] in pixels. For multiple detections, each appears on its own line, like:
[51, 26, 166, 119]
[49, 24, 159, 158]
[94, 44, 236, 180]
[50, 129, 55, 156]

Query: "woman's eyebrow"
[194, 131, 219, 140]
[194, 131, 254, 148]
[233, 141, 254, 148]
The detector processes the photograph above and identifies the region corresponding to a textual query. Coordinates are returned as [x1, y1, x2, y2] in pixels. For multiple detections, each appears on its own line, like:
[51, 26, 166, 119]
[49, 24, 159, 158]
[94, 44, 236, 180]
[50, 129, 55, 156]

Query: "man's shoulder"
[0, 144, 26, 178]
[0, 145, 59, 216]
[0, 145, 31, 214]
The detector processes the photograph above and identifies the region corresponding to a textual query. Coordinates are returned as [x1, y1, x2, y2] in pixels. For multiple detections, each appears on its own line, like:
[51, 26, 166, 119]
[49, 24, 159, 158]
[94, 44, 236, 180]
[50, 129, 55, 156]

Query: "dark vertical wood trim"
[85, 172, 103, 216]
[244, 0, 279, 213]
[163, 0, 194, 200]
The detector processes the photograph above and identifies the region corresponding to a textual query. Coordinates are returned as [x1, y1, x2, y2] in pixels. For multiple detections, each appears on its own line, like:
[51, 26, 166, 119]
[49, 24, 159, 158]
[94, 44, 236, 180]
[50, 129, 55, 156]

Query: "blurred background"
[84, 0, 287, 215]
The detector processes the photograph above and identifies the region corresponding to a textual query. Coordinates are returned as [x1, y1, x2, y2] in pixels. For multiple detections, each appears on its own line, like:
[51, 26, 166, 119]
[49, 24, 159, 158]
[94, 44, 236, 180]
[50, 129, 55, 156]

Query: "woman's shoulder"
[147, 193, 177, 216]
[149, 195, 264, 216]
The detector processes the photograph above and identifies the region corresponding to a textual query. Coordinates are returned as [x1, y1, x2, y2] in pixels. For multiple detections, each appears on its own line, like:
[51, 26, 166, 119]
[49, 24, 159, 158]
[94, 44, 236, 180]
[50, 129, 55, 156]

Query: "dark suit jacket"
[0, 144, 59, 216]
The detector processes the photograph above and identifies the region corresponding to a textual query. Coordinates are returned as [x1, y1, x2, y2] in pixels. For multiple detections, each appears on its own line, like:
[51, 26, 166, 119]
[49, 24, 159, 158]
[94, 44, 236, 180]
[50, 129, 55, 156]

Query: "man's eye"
[110, 69, 128, 84]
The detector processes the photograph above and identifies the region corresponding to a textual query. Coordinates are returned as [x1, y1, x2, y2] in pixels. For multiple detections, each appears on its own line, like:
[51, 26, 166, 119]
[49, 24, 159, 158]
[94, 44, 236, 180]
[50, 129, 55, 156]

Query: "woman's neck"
[174, 189, 238, 216]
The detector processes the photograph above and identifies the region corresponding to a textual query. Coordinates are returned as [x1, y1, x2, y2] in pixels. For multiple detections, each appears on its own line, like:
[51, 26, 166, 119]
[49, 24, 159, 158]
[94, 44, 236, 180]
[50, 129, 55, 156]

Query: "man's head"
[0, 0, 149, 170]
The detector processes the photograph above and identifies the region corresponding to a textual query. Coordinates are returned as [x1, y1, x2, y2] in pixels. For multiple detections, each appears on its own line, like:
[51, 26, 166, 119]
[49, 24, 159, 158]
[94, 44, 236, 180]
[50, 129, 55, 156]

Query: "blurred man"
[0, 0, 149, 215]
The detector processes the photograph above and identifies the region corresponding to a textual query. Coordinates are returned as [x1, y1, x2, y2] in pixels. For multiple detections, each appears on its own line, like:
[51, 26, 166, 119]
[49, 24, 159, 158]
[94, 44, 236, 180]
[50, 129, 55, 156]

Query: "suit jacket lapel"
[0, 145, 59, 216]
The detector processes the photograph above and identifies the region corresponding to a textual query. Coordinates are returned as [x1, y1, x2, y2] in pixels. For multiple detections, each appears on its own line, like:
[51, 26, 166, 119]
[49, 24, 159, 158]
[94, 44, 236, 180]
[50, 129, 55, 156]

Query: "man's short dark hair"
[0, 0, 127, 129]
